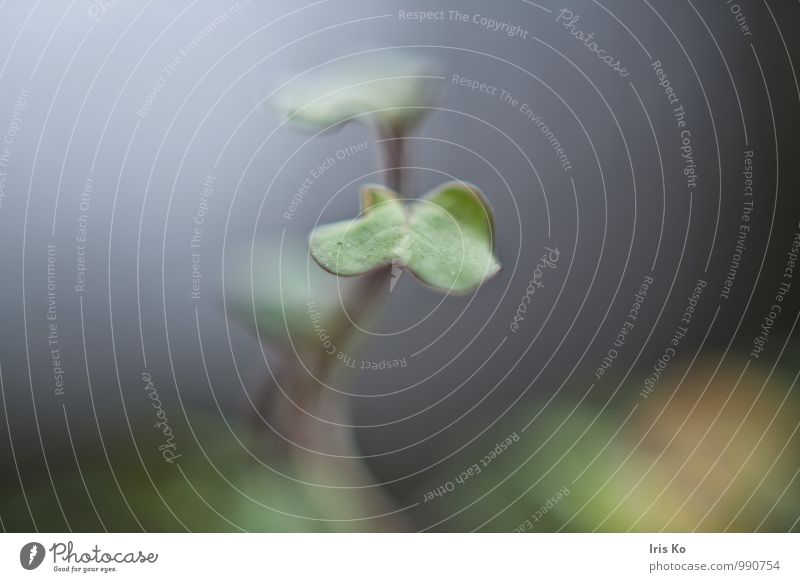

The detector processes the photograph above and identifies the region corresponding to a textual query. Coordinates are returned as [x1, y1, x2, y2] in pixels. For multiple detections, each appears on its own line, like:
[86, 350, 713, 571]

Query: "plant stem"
[259, 132, 412, 530]
[379, 124, 406, 194]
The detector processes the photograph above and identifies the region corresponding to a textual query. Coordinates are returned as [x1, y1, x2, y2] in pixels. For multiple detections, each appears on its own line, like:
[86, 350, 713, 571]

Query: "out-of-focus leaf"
[226, 237, 353, 347]
[420, 359, 800, 532]
[273, 52, 440, 133]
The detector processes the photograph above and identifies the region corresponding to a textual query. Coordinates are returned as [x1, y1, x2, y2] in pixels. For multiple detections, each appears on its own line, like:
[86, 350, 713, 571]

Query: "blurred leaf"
[273, 52, 440, 133]
[422, 358, 800, 532]
[226, 237, 353, 347]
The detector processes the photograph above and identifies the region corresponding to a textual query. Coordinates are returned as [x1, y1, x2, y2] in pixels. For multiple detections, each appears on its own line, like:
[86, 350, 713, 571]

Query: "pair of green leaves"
[310, 182, 501, 294]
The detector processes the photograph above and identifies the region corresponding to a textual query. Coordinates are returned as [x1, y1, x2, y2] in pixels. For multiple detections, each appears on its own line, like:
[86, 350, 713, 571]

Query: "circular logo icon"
[19, 542, 45, 570]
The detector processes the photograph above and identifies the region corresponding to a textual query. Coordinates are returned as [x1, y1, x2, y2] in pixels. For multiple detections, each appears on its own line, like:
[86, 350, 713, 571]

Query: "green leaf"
[273, 53, 440, 133]
[227, 237, 355, 346]
[310, 182, 501, 294]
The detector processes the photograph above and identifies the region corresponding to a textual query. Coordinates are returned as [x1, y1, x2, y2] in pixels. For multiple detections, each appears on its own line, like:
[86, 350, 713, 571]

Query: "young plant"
[243, 53, 501, 530]
[274, 53, 500, 292]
